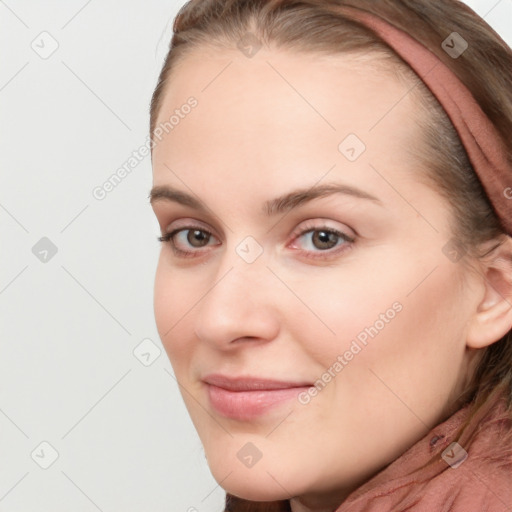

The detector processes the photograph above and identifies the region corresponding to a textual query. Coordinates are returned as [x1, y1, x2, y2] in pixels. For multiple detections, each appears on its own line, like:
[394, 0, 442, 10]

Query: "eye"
[158, 225, 219, 258]
[158, 220, 356, 260]
[289, 221, 355, 259]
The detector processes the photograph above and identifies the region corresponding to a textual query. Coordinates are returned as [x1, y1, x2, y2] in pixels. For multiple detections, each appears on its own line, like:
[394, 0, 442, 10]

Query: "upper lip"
[203, 374, 312, 391]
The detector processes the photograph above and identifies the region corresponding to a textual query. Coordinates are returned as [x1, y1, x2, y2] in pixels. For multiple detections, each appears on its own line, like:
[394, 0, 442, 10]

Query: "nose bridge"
[210, 232, 269, 299]
[204, 239, 269, 313]
[193, 237, 279, 345]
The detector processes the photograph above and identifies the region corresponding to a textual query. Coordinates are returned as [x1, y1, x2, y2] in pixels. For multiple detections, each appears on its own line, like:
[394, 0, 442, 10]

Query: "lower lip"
[206, 384, 311, 421]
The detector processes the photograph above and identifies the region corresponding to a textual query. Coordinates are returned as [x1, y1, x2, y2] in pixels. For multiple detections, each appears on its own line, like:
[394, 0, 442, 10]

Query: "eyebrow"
[149, 182, 382, 217]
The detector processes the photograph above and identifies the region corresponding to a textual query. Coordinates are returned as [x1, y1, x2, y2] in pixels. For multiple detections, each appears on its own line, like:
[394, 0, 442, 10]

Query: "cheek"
[153, 256, 197, 364]
[329, 261, 468, 415]
[285, 263, 468, 471]
[290, 253, 467, 394]
[274, 259, 406, 366]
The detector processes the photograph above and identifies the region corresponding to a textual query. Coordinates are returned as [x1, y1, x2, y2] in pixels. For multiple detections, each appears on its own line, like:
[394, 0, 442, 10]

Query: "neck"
[289, 490, 349, 512]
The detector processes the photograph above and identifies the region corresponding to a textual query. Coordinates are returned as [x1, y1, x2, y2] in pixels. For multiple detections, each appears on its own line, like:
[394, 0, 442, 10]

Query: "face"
[150, 48, 481, 507]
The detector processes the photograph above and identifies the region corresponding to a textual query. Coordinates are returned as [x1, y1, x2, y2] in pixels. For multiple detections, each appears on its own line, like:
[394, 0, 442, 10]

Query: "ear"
[466, 236, 512, 349]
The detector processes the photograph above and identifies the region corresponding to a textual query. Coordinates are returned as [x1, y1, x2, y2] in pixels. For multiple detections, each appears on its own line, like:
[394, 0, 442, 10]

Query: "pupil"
[189, 229, 208, 247]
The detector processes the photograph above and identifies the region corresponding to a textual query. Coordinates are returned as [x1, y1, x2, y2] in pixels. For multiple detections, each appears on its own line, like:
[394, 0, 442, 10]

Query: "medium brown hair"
[149, 1, 512, 510]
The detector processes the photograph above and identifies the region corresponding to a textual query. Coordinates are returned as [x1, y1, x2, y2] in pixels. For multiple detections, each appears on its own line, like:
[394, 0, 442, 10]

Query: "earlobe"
[466, 239, 512, 349]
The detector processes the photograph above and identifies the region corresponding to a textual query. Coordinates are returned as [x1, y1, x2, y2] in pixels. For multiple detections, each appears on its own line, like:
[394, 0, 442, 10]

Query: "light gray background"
[1, 1, 511, 511]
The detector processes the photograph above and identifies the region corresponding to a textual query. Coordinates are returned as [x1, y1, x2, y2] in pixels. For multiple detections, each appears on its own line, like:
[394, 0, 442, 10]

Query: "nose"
[193, 249, 281, 349]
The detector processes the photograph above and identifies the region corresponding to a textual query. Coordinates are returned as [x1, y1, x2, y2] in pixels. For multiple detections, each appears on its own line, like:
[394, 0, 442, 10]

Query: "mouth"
[202, 374, 314, 421]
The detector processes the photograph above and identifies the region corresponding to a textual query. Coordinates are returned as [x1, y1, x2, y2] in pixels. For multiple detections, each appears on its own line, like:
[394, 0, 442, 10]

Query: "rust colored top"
[336, 386, 512, 511]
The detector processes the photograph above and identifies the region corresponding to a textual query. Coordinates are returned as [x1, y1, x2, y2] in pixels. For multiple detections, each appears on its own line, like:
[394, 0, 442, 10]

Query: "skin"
[150, 47, 509, 511]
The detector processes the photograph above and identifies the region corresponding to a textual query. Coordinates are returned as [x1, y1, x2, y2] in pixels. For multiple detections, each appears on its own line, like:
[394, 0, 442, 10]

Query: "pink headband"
[344, 8, 512, 236]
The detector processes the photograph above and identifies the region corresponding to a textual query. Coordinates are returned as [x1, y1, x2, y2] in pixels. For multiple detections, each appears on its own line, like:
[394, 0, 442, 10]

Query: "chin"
[220, 479, 292, 503]
[206, 452, 306, 503]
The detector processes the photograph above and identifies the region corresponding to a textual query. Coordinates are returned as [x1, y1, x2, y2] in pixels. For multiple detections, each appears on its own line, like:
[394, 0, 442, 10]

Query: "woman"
[148, 0, 512, 510]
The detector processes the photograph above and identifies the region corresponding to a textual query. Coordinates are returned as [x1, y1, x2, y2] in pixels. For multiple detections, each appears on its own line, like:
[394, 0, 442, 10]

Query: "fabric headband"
[342, 8, 512, 236]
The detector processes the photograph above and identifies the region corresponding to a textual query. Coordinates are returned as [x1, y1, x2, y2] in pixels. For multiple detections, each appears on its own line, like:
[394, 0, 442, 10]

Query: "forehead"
[152, 48, 424, 199]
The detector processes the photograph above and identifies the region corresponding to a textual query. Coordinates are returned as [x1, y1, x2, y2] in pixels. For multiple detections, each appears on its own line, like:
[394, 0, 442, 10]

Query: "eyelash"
[157, 221, 355, 260]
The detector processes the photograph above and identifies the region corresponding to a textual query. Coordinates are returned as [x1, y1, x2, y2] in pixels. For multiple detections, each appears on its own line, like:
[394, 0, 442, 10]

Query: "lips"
[203, 374, 312, 390]
[203, 374, 313, 420]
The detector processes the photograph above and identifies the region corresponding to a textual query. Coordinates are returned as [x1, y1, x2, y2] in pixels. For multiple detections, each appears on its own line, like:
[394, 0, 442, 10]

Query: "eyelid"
[162, 217, 354, 240]
[290, 218, 356, 240]
[162, 217, 215, 233]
